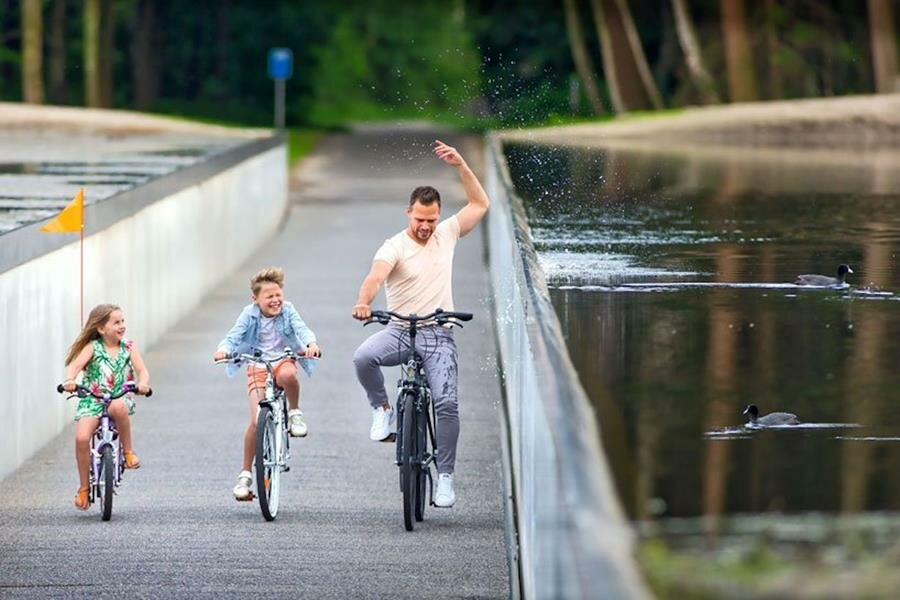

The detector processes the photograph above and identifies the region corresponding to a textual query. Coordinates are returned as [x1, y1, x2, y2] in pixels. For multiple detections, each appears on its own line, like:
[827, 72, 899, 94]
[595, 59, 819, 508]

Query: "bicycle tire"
[400, 393, 416, 531]
[414, 407, 428, 522]
[255, 405, 280, 521]
[100, 446, 114, 521]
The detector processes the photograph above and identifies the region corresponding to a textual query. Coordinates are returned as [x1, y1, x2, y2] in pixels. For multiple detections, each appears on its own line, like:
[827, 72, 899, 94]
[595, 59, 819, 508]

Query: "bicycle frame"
[89, 400, 122, 502]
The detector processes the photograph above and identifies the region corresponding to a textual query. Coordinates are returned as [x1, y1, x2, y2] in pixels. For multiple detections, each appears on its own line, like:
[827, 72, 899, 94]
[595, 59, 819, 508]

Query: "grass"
[287, 128, 323, 165]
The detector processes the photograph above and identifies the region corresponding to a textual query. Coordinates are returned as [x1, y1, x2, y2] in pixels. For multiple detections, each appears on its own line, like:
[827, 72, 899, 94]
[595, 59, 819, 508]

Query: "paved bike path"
[0, 126, 510, 598]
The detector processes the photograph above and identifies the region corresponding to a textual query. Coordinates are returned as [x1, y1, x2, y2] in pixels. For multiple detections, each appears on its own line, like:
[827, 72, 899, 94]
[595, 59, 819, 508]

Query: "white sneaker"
[369, 406, 395, 441]
[433, 473, 456, 508]
[288, 409, 308, 437]
[233, 470, 253, 501]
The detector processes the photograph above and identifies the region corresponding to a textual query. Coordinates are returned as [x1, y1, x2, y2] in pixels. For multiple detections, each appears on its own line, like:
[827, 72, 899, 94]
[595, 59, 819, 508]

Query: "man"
[351, 139, 490, 508]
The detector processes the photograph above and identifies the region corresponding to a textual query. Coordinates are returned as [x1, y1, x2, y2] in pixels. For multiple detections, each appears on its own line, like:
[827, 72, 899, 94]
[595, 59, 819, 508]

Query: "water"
[504, 141, 900, 524]
[0, 134, 244, 235]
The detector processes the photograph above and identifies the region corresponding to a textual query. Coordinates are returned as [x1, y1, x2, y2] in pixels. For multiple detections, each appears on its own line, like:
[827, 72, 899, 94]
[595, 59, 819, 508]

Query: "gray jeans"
[353, 325, 459, 474]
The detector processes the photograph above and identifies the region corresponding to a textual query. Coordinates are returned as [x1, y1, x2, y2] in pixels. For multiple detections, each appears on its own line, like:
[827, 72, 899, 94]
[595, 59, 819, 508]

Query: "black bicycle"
[364, 308, 472, 531]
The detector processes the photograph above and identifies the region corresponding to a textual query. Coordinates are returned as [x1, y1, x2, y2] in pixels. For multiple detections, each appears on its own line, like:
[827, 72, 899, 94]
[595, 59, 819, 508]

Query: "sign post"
[267, 48, 293, 130]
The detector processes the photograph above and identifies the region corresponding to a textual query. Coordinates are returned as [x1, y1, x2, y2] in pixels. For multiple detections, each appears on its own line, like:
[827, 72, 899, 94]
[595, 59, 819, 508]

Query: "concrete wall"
[484, 135, 649, 599]
[0, 141, 286, 481]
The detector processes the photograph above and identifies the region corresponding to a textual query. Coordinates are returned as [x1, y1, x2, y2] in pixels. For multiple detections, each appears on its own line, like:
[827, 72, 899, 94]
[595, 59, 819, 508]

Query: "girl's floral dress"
[74, 339, 137, 421]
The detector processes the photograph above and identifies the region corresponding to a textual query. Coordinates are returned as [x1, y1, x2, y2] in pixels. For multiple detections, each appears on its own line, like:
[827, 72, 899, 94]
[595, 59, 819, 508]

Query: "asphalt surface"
[0, 126, 510, 599]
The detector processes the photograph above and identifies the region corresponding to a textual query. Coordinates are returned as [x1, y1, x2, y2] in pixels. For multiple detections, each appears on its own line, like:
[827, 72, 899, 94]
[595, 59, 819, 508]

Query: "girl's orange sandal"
[124, 451, 141, 469]
[74, 487, 89, 510]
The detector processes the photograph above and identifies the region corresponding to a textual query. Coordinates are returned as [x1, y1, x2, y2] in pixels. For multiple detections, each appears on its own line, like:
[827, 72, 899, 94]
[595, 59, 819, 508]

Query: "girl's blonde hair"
[251, 267, 284, 295]
[65, 304, 121, 365]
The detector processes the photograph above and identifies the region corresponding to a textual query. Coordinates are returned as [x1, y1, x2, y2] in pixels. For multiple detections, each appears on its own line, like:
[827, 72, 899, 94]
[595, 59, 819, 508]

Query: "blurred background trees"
[0, 0, 897, 128]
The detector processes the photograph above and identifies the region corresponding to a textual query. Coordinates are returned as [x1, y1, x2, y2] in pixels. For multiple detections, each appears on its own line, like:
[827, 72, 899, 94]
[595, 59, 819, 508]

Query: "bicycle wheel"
[255, 405, 281, 521]
[100, 445, 114, 521]
[414, 407, 428, 522]
[400, 393, 416, 531]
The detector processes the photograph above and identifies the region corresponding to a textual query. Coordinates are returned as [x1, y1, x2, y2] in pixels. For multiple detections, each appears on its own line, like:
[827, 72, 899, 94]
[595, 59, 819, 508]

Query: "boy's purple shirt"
[217, 301, 317, 377]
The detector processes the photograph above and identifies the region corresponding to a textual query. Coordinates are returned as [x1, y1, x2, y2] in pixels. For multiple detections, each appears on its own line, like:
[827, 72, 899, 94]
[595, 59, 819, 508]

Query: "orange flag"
[40, 188, 84, 233]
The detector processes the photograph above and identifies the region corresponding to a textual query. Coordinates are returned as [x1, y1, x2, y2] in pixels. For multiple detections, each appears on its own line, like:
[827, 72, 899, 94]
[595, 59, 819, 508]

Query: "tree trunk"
[21, 0, 44, 104]
[48, 0, 67, 104]
[590, 0, 662, 113]
[764, 0, 782, 100]
[720, 0, 759, 102]
[131, 0, 161, 109]
[99, 0, 115, 107]
[84, 0, 101, 107]
[868, 0, 899, 93]
[671, 0, 720, 103]
[563, 0, 606, 115]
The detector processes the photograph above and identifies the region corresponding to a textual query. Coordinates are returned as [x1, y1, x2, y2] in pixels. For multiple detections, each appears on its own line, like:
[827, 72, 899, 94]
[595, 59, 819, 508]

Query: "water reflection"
[505, 141, 900, 522]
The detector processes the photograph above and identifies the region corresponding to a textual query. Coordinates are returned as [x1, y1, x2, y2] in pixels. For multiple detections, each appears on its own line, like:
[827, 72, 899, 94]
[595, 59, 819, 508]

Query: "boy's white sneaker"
[369, 406, 395, 441]
[288, 409, 308, 437]
[233, 470, 253, 501]
[434, 473, 456, 508]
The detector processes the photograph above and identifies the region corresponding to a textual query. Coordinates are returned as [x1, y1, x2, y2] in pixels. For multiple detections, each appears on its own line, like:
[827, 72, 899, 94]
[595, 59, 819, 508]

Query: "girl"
[63, 304, 151, 510]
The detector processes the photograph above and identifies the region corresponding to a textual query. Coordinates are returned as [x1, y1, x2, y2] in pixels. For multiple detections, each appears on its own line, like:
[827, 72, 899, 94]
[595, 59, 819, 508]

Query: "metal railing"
[485, 134, 649, 599]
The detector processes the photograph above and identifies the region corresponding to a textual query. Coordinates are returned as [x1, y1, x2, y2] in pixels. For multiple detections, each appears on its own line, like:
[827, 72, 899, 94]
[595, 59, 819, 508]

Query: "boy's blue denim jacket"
[217, 301, 317, 377]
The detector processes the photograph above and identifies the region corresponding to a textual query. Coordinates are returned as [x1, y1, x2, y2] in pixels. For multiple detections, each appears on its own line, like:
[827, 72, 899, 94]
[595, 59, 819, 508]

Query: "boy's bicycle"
[216, 348, 302, 521]
[364, 308, 472, 531]
[56, 381, 152, 521]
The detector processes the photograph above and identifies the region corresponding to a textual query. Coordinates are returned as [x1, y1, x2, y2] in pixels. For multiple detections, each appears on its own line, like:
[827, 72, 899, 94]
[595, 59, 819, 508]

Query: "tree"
[868, 0, 899, 93]
[563, 0, 606, 115]
[671, 0, 720, 103]
[720, 0, 759, 102]
[131, 0, 161, 109]
[84, 0, 101, 107]
[99, 0, 115, 107]
[21, 0, 44, 104]
[590, 0, 662, 114]
[48, 0, 67, 104]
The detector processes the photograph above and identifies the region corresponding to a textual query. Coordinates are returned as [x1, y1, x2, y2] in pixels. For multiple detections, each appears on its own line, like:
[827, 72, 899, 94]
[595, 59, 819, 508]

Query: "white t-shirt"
[258, 315, 286, 360]
[373, 215, 461, 316]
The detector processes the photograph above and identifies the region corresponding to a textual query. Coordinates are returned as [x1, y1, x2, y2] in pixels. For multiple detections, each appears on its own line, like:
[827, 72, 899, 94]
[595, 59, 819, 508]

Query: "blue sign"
[268, 48, 293, 80]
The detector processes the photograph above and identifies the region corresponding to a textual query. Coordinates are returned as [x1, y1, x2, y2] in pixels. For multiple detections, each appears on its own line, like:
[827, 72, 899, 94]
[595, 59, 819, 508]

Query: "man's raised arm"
[434, 140, 490, 237]
[352, 260, 393, 320]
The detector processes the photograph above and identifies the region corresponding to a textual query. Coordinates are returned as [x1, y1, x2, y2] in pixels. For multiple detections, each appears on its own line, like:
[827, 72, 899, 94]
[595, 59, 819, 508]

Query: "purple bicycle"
[57, 382, 152, 521]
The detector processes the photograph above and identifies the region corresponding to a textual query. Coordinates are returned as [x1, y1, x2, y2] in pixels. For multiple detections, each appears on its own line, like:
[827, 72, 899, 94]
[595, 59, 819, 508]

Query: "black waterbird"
[795, 264, 853, 287]
[742, 404, 801, 427]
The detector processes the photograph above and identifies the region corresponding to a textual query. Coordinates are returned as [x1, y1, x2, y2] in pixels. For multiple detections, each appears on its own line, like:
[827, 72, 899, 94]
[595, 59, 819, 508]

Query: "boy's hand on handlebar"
[213, 350, 228, 362]
[352, 304, 371, 321]
[304, 343, 322, 358]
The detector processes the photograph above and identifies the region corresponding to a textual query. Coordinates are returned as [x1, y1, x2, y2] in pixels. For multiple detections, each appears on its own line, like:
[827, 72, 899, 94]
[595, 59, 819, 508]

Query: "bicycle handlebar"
[57, 382, 152, 399]
[364, 308, 473, 328]
[214, 347, 319, 366]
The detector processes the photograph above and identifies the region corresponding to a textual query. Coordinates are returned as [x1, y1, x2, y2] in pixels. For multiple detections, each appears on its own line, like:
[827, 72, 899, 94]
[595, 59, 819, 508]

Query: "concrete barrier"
[485, 135, 649, 599]
[0, 136, 286, 481]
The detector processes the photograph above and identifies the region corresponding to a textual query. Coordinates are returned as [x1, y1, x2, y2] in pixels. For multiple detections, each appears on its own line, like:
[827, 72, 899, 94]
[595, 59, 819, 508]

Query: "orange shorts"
[246, 358, 297, 393]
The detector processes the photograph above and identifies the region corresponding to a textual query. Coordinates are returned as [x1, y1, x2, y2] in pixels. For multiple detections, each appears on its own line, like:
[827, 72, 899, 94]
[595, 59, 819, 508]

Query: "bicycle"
[216, 348, 302, 521]
[364, 308, 472, 531]
[56, 381, 152, 521]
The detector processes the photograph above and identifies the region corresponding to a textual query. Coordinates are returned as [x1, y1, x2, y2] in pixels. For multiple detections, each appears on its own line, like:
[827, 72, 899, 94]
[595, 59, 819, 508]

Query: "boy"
[214, 267, 321, 500]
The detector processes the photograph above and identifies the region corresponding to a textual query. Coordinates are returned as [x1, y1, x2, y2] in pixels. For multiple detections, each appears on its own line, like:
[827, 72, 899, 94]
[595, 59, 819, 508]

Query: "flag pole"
[79, 187, 85, 326]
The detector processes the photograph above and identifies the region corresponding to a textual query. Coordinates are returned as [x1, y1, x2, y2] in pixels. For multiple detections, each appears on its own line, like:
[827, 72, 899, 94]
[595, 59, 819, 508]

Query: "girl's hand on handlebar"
[62, 380, 77, 393]
[137, 384, 151, 396]
[304, 343, 322, 358]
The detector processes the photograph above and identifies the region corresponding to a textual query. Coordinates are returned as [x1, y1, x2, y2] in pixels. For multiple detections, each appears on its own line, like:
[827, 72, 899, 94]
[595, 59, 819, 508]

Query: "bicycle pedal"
[382, 433, 396, 443]
[283, 466, 290, 472]
[235, 493, 255, 502]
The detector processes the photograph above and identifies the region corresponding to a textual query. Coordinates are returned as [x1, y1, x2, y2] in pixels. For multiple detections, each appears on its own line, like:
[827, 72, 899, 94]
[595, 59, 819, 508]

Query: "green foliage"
[306, 1, 482, 128]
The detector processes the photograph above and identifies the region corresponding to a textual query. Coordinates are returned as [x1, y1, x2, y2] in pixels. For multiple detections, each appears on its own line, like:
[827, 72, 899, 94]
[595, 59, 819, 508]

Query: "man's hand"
[434, 140, 465, 168]
[304, 343, 322, 358]
[352, 303, 372, 321]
